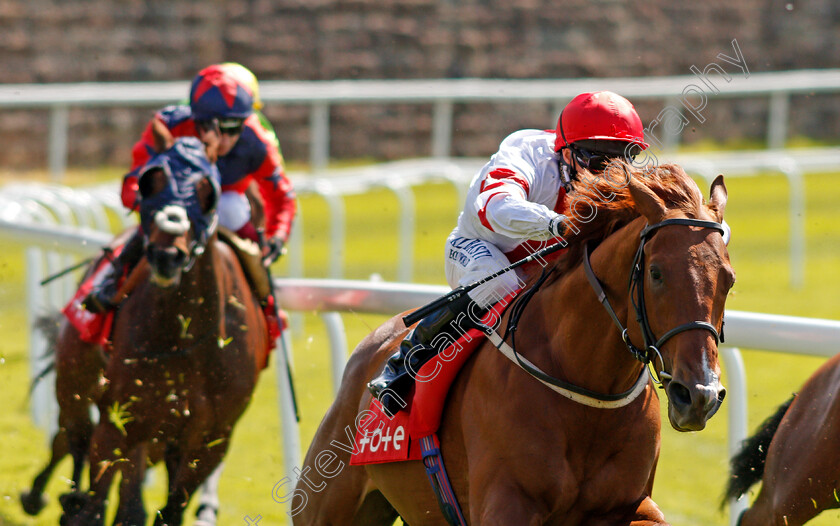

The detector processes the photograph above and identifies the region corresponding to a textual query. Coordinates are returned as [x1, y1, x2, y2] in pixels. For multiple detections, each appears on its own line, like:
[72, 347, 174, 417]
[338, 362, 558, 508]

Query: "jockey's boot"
[367, 294, 484, 416]
[82, 230, 145, 314]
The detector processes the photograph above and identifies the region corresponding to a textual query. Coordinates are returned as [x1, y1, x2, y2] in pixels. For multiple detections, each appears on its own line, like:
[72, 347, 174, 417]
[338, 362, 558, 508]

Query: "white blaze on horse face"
[699, 350, 721, 390]
[155, 205, 190, 235]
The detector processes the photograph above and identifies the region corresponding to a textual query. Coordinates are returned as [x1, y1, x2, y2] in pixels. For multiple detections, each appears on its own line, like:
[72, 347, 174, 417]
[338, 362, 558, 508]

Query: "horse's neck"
[146, 244, 224, 330]
[532, 218, 647, 394]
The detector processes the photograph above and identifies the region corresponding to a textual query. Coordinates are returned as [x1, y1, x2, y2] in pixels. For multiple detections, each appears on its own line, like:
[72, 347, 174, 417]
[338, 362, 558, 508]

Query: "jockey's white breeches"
[217, 191, 251, 232]
[444, 233, 525, 309]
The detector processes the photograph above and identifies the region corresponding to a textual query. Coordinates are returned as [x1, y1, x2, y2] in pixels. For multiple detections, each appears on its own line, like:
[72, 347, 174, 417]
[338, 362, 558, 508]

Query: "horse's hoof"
[59, 490, 91, 523]
[194, 503, 218, 526]
[20, 490, 48, 515]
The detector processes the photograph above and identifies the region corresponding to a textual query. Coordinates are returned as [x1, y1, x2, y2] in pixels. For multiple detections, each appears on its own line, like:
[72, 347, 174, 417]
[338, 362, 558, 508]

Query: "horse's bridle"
[583, 217, 726, 384]
[488, 216, 726, 406]
[144, 206, 218, 274]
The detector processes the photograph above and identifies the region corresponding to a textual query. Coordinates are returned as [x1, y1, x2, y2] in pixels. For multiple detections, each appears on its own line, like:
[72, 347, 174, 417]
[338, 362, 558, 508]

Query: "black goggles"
[571, 145, 639, 172]
[196, 118, 244, 136]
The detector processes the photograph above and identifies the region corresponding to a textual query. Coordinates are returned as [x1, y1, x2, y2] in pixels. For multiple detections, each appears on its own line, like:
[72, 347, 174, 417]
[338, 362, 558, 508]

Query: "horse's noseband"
[154, 205, 190, 236]
[489, 216, 726, 406]
[585, 218, 726, 384]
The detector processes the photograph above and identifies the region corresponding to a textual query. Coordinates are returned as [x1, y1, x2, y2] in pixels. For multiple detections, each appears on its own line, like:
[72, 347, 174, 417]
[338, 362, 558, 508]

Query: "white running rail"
[2, 69, 840, 177]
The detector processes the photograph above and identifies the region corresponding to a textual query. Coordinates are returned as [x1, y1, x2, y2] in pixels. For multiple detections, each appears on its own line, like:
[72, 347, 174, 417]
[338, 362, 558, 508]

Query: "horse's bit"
[485, 216, 726, 406]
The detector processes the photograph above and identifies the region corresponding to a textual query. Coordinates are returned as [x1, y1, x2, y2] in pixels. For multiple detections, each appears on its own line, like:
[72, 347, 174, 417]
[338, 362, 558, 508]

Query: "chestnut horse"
[725, 352, 840, 525]
[60, 136, 269, 526]
[294, 163, 734, 525]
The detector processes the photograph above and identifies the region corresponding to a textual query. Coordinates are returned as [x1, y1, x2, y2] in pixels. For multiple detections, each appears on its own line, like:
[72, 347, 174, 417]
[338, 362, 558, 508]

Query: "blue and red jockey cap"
[189, 64, 255, 121]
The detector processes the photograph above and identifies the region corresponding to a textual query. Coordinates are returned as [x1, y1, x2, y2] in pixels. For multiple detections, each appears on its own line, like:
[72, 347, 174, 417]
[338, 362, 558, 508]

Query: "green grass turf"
[1, 169, 840, 525]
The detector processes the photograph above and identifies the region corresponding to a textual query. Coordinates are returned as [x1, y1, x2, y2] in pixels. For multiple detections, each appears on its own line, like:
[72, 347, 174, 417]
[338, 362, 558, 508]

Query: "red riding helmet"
[189, 64, 254, 122]
[554, 91, 649, 151]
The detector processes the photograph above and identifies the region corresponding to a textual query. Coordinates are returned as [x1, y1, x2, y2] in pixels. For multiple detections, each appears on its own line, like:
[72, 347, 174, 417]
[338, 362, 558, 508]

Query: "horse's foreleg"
[67, 418, 93, 489]
[113, 446, 148, 526]
[737, 490, 825, 526]
[63, 421, 125, 526]
[55, 329, 101, 489]
[20, 428, 69, 515]
[471, 484, 546, 526]
[194, 462, 224, 526]
[155, 443, 228, 526]
[628, 496, 670, 526]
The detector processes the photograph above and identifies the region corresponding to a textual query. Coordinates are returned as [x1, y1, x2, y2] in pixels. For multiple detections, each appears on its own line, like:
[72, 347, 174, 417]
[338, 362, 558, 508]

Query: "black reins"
[583, 217, 726, 383]
[498, 216, 726, 401]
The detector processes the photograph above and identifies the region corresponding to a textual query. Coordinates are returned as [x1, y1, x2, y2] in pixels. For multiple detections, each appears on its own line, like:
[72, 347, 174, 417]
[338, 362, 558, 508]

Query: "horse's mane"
[552, 161, 709, 276]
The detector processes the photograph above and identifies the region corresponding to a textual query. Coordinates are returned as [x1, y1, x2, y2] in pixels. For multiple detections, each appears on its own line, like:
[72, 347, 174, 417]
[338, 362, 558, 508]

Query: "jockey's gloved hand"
[548, 214, 570, 238]
[263, 237, 286, 266]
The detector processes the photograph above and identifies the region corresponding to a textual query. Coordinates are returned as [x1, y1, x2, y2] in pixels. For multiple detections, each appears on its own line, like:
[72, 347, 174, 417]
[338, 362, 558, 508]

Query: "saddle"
[350, 291, 519, 466]
[216, 226, 272, 300]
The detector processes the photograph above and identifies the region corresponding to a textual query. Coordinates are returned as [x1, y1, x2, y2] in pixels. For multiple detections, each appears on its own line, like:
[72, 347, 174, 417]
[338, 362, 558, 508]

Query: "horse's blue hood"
[137, 137, 221, 248]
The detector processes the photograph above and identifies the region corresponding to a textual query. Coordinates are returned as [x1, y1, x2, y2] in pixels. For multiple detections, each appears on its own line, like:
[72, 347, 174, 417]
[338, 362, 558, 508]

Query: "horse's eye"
[649, 266, 663, 282]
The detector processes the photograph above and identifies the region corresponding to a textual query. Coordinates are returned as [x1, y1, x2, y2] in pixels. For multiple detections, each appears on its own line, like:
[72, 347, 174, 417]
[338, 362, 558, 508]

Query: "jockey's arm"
[472, 169, 565, 241]
[247, 136, 296, 248]
[256, 166, 296, 244]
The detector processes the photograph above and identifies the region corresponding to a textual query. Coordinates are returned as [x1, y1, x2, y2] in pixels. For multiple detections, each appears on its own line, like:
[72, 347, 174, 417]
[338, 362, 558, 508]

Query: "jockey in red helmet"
[554, 91, 648, 189]
[368, 91, 649, 416]
[83, 64, 296, 317]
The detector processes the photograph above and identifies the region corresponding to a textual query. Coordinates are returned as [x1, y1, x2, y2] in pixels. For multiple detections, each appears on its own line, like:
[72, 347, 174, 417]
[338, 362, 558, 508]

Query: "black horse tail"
[28, 312, 63, 396]
[721, 393, 796, 507]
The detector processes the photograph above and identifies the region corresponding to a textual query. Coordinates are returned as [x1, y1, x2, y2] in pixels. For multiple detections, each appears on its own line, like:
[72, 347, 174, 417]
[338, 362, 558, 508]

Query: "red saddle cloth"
[350, 292, 518, 466]
[62, 248, 123, 347]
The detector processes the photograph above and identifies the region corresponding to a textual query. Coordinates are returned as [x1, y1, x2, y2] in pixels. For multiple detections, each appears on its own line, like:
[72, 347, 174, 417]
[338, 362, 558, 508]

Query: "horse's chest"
[495, 406, 660, 512]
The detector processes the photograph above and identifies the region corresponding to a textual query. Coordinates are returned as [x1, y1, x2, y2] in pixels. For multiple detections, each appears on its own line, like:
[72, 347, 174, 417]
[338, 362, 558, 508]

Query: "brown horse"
[725, 352, 840, 525]
[59, 136, 270, 526]
[20, 231, 133, 518]
[21, 124, 225, 524]
[292, 163, 734, 525]
[22, 151, 269, 525]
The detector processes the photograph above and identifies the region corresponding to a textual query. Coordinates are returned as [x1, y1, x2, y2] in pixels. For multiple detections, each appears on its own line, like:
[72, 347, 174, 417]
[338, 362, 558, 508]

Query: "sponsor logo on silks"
[356, 425, 407, 455]
[448, 248, 471, 267]
[450, 237, 493, 260]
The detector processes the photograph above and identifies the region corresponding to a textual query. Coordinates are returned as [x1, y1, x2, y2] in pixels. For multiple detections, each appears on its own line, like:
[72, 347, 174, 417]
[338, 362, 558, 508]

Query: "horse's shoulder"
[343, 312, 407, 381]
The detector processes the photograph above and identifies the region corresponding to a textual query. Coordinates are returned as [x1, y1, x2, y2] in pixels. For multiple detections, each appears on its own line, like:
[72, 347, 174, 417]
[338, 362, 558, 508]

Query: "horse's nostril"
[668, 382, 692, 408]
[717, 387, 727, 404]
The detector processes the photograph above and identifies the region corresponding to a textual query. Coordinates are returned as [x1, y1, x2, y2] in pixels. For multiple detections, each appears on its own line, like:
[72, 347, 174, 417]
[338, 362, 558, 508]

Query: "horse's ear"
[709, 174, 727, 222]
[151, 118, 175, 153]
[628, 174, 667, 224]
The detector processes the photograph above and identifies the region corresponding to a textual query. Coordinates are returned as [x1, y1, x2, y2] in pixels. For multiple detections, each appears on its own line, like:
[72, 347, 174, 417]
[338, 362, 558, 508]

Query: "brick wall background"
[1, 0, 839, 169]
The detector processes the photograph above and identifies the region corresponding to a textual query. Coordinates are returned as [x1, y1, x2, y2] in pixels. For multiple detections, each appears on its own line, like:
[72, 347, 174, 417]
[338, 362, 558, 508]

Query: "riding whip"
[403, 238, 569, 327]
[258, 229, 300, 422]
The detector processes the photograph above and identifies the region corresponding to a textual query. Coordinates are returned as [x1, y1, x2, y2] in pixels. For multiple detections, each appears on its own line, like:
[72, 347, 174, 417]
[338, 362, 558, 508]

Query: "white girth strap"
[486, 329, 650, 409]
